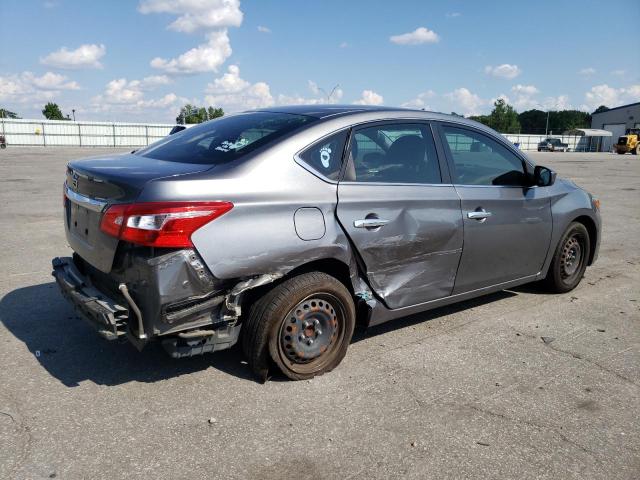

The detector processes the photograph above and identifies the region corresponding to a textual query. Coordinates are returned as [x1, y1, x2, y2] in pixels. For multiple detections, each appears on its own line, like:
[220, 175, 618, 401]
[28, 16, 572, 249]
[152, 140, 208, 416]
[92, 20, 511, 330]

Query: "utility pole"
[545, 111, 550, 136]
[72, 109, 76, 122]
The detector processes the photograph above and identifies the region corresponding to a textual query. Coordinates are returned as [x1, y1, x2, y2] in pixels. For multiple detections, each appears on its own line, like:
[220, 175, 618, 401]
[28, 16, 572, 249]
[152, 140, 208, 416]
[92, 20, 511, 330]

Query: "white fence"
[0, 118, 175, 147]
[502, 134, 602, 152]
[0, 118, 606, 152]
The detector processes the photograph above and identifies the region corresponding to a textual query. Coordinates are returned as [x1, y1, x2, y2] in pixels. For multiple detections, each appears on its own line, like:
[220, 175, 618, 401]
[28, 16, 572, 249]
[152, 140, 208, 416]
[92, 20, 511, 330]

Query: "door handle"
[354, 218, 390, 229]
[467, 210, 492, 221]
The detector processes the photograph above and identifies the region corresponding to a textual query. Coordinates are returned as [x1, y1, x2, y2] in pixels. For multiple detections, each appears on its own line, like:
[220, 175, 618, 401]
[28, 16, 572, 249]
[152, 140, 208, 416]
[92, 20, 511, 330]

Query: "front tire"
[544, 222, 591, 293]
[242, 272, 355, 381]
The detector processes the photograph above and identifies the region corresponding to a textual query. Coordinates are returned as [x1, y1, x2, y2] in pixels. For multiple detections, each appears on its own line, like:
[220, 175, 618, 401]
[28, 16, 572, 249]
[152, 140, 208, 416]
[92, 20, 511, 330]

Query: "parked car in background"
[538, 137, 569, 152]
[52, 106, 601, 381]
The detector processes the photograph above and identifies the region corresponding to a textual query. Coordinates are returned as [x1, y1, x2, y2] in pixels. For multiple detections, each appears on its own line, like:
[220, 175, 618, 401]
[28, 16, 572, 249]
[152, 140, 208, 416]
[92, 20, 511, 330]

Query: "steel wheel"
[545, 222, 591, 293]
[243, 272, 355, 381]
[277, 294, 345, 374]
[560, 235, 583, 280]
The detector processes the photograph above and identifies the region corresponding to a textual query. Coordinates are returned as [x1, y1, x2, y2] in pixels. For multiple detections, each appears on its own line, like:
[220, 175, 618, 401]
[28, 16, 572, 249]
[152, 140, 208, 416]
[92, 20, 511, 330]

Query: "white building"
[591, 102, 640, 152]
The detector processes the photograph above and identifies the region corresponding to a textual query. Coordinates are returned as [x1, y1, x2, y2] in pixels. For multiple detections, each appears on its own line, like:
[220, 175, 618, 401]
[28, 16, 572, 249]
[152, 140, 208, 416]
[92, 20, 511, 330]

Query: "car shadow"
[0, 281, 254, 387]
[1, 282, 521, 386]
[351, 290, 517, 343]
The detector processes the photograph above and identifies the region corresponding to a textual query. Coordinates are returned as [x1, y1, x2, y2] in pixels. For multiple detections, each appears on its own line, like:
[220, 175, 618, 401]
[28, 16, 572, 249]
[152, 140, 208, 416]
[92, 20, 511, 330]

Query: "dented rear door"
[336, 121, 464, 309]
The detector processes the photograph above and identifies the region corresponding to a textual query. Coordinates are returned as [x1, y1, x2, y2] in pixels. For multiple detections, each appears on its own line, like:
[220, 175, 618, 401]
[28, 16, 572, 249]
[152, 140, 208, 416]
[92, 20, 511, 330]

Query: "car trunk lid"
[65, 153, 213, 273]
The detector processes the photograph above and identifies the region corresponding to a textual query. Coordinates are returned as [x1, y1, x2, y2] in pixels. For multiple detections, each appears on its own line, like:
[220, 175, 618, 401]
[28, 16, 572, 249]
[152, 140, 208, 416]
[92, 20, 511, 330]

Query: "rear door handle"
[467, 210, 492, 220]
[354, 218, 390, 229]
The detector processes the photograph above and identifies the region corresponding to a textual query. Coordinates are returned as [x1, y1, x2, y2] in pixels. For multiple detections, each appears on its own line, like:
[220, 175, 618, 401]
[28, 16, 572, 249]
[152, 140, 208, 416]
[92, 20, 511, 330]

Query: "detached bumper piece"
[52, 257, 129, 340]
[161, 324, 241, 358]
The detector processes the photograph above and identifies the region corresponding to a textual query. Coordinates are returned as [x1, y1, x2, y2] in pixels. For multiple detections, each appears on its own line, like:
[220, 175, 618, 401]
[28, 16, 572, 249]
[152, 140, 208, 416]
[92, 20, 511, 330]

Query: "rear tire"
[242, 272, 355, 381]
[544, 222, 590, 293]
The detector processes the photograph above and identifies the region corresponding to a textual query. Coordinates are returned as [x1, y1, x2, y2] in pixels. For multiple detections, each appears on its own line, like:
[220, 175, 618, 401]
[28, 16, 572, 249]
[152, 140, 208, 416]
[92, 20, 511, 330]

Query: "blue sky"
[1, 0, 639, 123]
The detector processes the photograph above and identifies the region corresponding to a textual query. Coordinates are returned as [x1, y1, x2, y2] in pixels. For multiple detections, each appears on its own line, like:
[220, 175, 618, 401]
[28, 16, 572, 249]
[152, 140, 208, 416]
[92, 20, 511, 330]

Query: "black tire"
[0, 144, 6, 149]
[544, 222, 590, 293]
[616, 150, 626, 155]
[633, 145, 639, 155]
[242, 272, 355, 381]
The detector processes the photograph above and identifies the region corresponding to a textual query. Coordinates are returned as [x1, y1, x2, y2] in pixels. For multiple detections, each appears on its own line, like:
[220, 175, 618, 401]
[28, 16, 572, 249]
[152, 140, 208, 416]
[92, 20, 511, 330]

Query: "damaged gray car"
[52, 105, 601, 380]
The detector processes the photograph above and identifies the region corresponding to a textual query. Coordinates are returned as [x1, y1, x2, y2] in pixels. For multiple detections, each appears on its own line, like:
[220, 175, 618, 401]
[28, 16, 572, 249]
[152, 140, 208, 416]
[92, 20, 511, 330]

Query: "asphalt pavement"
[0, 147, 638, 479]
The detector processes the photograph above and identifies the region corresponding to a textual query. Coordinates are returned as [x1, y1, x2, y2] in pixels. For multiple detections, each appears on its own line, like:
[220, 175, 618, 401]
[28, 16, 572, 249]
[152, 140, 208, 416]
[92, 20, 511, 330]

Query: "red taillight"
[99, 201, 233, 248]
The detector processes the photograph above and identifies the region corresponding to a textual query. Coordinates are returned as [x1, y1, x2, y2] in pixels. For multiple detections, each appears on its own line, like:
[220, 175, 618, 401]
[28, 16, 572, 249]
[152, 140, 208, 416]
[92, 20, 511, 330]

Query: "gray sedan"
[52, 106, 601, 381]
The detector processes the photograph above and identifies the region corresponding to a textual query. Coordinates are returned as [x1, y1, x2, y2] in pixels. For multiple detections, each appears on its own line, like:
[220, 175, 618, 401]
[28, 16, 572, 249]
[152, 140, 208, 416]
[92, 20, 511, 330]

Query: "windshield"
[137, 112, 317, 164]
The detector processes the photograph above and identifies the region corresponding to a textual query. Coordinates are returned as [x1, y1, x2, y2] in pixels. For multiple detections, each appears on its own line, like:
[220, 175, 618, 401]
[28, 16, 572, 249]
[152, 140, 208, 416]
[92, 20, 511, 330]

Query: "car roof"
[252, 104, 415, 118]
[251, 104, 490, 130]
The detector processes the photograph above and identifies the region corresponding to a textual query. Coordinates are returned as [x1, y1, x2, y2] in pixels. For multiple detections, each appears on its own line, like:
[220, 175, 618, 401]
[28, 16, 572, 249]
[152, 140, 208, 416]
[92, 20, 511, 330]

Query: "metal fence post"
[112, 123, 116, 147]
[42, 122, 46, 147]
[145, 125, 149, 145]
[78, 123, 82, 147]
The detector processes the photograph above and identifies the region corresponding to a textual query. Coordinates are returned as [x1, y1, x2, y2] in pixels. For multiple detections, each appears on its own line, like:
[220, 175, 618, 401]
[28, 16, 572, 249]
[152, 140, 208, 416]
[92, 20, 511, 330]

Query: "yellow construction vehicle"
[615, 128, 640, 154]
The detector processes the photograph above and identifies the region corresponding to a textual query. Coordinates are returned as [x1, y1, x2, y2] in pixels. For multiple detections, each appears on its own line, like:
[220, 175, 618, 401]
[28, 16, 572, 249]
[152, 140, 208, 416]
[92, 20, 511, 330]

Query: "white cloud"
[542, 95, 572, 111]
[151, 30, 232, 74]
[390, 27, 440, 45]
[611, 69, 625, 76]
[401, 90, 435, 109]
[0, 71, 80, 104]
[139, 75, 172, 88]
[445, 12, 461, 18]
[308, 80, 321, 96]
[23, 71, 80, 91]
[339, 42, 349, 48]
[484, 64, 521, 79]
[353, 90, 384, 106]
[100, 78, 146, 104]
[138, 0, 242, 33]
[41, 44, 106, 69]
[257, 25, 271, 33]
[444, 87, 484, 116]
[511, 84, 538, 96]
[584, 84, 640, 109]
[90, 76, 185, 119]
[578, 67, 596, 76]
[204, 65, 274, 111]
[277, 83, 344, 106]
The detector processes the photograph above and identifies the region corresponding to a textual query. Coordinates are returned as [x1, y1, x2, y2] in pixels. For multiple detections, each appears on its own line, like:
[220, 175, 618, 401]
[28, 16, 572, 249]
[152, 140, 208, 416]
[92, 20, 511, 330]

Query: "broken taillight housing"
[99, 201, 233, 248]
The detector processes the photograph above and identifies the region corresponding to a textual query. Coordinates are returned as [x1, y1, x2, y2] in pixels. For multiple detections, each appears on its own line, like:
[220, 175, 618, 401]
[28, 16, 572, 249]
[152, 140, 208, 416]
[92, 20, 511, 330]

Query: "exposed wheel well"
[238, 258, 355, 324]
[572, 215, 598, 265]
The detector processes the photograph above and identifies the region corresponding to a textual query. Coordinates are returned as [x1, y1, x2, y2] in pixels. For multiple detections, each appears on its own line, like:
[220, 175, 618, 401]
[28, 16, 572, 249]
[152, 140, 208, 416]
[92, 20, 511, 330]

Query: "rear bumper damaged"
[51, 250, 270, 357]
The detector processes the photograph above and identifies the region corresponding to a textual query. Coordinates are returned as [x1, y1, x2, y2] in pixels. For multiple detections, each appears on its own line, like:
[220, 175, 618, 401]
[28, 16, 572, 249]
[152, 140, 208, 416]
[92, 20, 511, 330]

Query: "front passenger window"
[347, 123, 441, 184]
[441, 125, 527, 186]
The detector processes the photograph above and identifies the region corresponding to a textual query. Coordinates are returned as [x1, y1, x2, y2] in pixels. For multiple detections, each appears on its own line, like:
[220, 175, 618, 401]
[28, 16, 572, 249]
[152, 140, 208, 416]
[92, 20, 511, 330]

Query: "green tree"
[487, 98, 520, 133]
[0, 108, 20, 119]
[518, 109, 547, 134]
[592, 105, 609, 115]
[469, 99, 520, 133]
[176, 104, 224, 124]
[207, 106, 224, 120]
[42, 102, 65, 120]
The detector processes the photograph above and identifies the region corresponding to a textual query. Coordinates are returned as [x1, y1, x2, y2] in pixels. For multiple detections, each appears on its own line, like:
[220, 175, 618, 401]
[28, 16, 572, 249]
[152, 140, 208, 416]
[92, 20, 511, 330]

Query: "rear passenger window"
[441, 125, 526, 186]
[346, 123, 441, 184]
[298, 130, 348, 180]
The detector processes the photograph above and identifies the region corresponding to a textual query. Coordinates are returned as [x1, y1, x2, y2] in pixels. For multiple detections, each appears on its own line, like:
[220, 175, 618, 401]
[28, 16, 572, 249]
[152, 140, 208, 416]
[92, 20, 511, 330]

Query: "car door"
[436, 123, 553, 294]
[336, 121, 464, 309]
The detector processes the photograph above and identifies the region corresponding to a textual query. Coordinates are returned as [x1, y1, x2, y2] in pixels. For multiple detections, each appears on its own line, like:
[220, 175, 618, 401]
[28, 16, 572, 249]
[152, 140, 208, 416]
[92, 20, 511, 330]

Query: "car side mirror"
[534, 165, 556, 187]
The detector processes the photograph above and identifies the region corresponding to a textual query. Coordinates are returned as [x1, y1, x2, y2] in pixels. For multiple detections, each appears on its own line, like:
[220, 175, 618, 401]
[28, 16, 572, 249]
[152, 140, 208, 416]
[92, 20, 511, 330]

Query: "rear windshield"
[137, 112, 317, 164]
